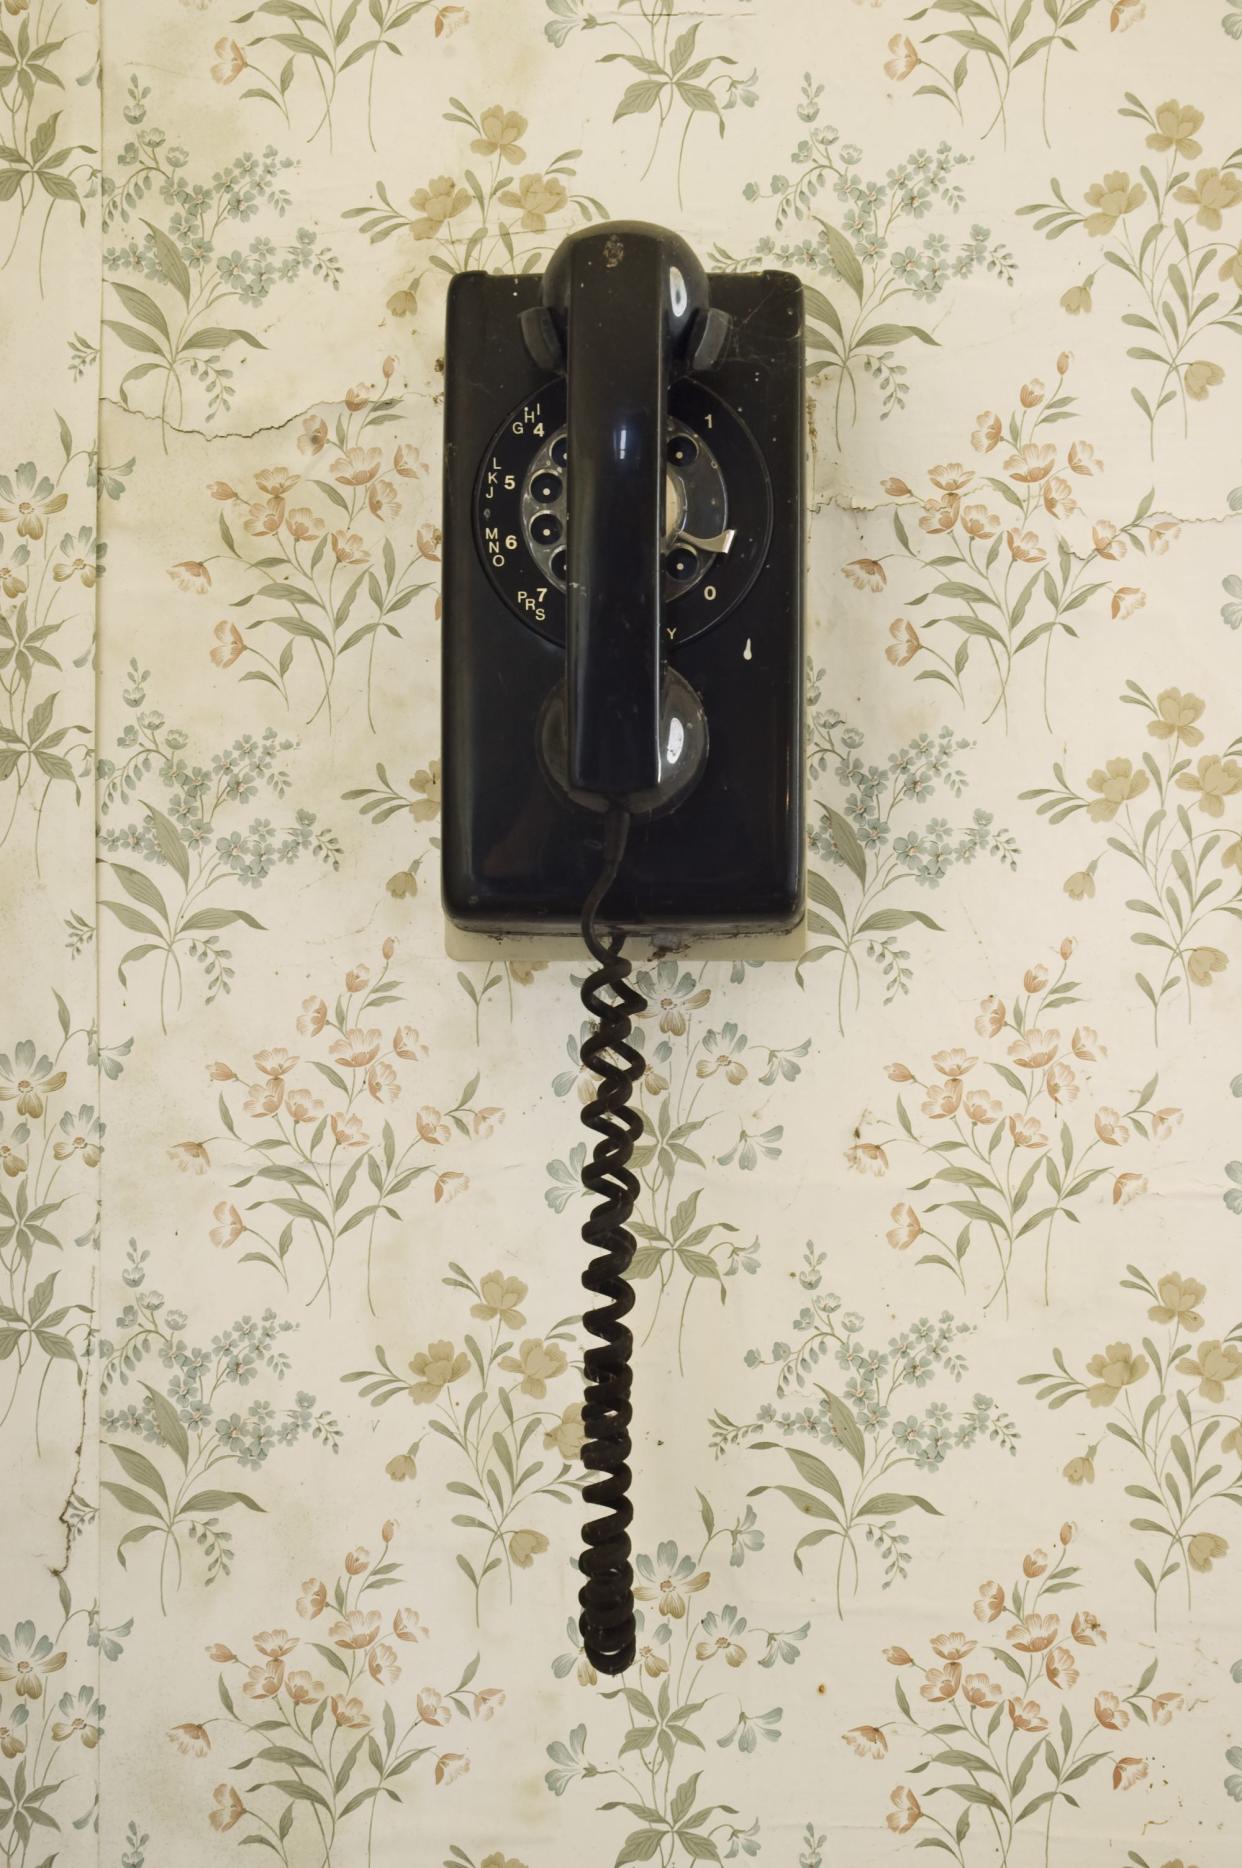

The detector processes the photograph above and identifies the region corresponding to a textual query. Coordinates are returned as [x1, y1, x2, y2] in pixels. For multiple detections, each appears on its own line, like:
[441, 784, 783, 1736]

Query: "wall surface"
[4, 1, 1242, 1863]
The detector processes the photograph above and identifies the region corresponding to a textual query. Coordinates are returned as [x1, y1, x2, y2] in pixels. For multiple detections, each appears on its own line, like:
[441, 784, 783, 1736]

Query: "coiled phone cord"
[576, 805, 645, 1675]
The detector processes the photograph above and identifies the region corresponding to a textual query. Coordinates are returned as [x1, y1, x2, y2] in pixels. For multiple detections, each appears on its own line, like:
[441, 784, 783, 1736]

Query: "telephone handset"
[442, 222, 804, 1672]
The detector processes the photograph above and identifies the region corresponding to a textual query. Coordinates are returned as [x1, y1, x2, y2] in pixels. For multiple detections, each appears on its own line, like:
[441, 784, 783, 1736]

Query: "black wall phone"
[441, 221, 804, 1672]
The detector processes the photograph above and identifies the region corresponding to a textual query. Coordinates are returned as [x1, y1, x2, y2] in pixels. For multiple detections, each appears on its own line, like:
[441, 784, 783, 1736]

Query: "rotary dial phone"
[441, 222, 804, 1673]
[443, 219, 803, 927]
[476, 360, 755, 658]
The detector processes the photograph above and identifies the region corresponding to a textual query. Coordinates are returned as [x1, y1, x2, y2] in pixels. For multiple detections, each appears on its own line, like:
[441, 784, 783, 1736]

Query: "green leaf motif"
[181, 326, 266, 352]
[755, 1482, 838, 1522]
[270, 1780, 332, 1812]
[616, 1829, 664, 1864]
[818, 1387, 867, 1470]
[101, 1481, 165, 1522]
[141, 798, 190, 887]
[141, 1381, 189, 1467]
[614, 79, 665, 121]
[143, 219, 192, 303]
[677, 81, 721, 118]
[109, 282, 169, 339]
[779, 1443, 846, 1507]
[855, 322, 938, 348]
[855, 1492, 942, 1517]
[816, 221, 865, 300]
[856, 907, 944, 934]
[109, 861, 169, 922]
[103, 319, 166, 358]
[31, 112, 59, 167]
[945, 1782, 1006, 1811]
[180, 1489, 265, 1515]
[826, 808, 867, 887]
[107, 1439, 169, 1504]
[808, 869, 846, 923]
[116, 1523, 161, 1566]
[181, 907, 265, 932]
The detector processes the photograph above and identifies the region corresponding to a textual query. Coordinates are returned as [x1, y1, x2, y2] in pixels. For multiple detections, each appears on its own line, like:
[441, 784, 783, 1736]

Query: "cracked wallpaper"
[3, 0, 1242, 1864]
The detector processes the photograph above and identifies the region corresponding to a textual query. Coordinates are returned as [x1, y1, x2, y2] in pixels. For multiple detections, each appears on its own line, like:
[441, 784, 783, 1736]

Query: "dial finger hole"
[666, 545, 698, 583]
[531, 470, 562, 503]
[550, 436, 569, 468]
[667, 433, 698, 468]
[550, 548, 567, 583]
[531, 512, 562, 545]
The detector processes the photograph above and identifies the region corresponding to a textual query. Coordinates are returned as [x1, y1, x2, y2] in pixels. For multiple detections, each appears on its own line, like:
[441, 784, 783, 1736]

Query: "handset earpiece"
[526, 223, 720, 818]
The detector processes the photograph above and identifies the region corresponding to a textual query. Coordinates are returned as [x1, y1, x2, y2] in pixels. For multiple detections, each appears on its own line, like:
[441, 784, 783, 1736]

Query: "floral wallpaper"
[3, 0, 1242, 1864]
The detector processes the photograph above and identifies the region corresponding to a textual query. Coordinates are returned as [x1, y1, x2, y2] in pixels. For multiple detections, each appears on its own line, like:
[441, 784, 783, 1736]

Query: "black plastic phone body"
[441, 262, 804, 938]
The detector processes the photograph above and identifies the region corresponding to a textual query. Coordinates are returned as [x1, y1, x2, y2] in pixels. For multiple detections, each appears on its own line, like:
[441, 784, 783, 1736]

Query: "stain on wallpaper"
[2, 0, 1242, 1862]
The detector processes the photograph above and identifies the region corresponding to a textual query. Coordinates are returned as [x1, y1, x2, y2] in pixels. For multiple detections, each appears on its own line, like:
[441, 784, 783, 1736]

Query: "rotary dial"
[519, 419, 734, 602]
[473, 376, 771, 651]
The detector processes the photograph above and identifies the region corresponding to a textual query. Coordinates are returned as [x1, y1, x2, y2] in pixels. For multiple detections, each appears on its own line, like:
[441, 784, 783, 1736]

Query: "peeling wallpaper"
[4, 2, 1242, 1865]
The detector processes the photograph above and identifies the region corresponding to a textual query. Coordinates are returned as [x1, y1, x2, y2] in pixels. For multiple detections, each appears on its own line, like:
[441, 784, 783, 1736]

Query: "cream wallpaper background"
[3, 1, 1242, 1864]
